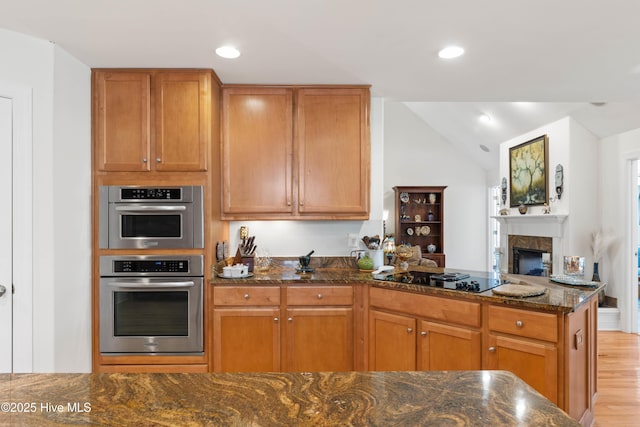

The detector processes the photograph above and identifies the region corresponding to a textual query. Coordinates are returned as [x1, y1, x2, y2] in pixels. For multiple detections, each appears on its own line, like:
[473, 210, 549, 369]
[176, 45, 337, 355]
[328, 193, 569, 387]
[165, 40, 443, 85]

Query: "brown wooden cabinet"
[212, 286, 281, 372]
[393, 186, 447, 266]
[93, 69, 211, 172]
[221, 86, 370, 220]
[285, 285, 354, 372]
[213, 284, 355, 373]
[368, 287, 481, 372]
[419, 320, 481, 370]
[369, 309, 417, 371]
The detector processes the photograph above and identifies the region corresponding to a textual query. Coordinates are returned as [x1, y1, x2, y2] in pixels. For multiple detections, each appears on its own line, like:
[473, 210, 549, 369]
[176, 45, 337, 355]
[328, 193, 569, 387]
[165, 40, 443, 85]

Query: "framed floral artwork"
[509, 135, 549, 207]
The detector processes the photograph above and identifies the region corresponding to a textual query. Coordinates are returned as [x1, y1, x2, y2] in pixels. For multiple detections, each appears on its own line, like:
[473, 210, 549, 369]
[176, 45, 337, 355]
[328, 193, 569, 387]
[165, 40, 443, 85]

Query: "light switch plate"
[347, 233, 359, 248]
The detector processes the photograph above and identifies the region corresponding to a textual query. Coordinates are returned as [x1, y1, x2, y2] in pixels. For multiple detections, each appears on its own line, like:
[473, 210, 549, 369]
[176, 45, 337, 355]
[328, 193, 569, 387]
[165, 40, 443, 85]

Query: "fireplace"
[508, 235, 552, 275]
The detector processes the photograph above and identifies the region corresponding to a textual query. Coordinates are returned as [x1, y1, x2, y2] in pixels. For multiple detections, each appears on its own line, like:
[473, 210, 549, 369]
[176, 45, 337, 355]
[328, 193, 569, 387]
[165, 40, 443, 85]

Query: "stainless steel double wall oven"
[98, 185, 205, 355]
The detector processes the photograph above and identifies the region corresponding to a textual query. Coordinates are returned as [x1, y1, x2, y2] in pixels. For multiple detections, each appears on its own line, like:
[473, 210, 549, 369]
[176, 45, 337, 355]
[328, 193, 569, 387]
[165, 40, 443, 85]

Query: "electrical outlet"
[347, 233, 359, 248]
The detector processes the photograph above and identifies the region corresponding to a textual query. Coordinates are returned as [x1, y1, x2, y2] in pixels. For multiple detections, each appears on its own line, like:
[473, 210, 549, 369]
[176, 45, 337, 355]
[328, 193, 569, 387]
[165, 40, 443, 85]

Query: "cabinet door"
[212, 308, 280, 372]
[296, 88, 369, 217]
[154, 72, 209, 171]
[419, 321, 481, 370]
[368, 309, 416, 371]
[221, 88, 294, 216]
[486, 334, 558, 404]
[94, 71, 151, 171]
[285, 307, 354, 372]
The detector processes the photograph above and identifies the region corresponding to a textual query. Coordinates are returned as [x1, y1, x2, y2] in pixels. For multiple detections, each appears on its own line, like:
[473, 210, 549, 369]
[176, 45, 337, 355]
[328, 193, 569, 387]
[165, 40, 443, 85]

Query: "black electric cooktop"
[379, 270, 505, 293]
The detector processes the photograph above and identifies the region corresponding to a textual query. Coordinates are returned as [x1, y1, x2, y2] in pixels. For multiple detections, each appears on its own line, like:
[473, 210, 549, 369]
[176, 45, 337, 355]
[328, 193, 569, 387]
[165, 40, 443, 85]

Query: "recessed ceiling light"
[479, 113, 492, 124]
[438, 46, 464, 59]
[215, 46, 240, 59]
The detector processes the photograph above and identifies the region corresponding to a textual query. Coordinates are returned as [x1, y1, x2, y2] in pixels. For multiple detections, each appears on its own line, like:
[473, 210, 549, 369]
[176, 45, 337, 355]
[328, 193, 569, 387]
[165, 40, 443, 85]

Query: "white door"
[0, 96, 12, 372]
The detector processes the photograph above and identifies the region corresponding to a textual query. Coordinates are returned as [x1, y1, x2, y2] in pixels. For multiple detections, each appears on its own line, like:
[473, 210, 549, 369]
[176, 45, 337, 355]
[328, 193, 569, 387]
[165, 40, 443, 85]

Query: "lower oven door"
[99, 277, 203, 354]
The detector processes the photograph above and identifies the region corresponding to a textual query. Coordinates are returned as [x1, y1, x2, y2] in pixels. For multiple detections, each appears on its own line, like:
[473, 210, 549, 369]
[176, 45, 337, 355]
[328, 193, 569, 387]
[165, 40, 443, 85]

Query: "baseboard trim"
[598, 307, 621, 331]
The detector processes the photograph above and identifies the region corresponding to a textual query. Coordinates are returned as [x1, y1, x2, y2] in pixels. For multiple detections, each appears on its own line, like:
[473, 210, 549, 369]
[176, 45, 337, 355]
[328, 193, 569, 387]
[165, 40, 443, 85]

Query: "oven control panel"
[114, 260, 189, 273]
[120, 188, 182, 200]
[100, 255, 204, 277]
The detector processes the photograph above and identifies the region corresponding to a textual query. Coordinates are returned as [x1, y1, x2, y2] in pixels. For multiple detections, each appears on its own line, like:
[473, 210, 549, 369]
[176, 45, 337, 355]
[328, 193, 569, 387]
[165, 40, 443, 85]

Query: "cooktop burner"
[380, 270, 504, 293]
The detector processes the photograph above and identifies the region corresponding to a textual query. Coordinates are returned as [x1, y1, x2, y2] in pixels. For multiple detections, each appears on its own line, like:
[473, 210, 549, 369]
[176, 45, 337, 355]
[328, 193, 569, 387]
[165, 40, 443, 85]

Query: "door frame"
[0, 81, 33, 372]
[624, 155, 640, 333]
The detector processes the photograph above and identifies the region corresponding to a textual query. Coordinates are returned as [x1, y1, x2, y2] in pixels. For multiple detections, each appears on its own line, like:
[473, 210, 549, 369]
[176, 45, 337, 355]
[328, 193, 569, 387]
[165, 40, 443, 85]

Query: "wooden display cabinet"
[393, 186, 447, 266]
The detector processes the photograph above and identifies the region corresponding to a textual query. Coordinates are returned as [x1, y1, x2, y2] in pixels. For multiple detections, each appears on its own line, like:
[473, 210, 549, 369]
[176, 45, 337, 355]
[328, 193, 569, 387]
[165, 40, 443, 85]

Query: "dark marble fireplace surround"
[508, 235, 553, 276]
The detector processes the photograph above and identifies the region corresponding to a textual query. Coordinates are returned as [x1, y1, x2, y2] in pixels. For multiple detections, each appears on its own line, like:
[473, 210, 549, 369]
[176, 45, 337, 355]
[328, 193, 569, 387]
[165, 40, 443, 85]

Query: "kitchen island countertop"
[1, 370, 580, 426]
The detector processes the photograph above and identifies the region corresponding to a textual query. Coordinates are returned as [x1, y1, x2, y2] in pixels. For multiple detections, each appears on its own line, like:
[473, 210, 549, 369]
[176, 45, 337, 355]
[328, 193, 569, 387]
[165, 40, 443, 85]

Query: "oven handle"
[114, 281, 196, 288]
[115, 205, 187, 212]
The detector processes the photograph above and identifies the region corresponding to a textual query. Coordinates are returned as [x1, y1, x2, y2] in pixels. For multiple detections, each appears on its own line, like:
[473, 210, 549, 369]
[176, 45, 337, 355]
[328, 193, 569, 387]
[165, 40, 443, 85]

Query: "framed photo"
[509, 135, 549, 207]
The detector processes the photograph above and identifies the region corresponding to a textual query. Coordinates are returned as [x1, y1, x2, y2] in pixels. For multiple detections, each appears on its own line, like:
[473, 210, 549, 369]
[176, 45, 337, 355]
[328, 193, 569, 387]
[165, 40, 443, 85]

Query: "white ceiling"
[2, 0, 640, 170]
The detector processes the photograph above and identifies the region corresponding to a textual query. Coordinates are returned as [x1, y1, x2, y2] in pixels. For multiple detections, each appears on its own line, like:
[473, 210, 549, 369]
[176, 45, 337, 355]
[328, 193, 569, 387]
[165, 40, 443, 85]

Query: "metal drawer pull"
[489, 347, 496, 352]
[274, 317, 279, 322]
[515, 320, 523, 328]
[142, 158, 148, 163]
[407, 328, 413, 333]
[156, 158, 161, 162]
[421, 331, 427, 337]
[317, 293, 323, 299]
[288, 317, 293, 322]
[243, 293, 250, 299]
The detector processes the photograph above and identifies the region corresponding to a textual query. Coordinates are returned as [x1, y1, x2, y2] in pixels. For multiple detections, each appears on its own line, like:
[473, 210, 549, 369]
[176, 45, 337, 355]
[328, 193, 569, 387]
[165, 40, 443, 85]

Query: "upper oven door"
[109, 202, 195, 249]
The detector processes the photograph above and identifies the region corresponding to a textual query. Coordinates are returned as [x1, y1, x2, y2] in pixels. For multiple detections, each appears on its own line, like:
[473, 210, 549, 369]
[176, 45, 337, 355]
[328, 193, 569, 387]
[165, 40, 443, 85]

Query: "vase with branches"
[590, 230, 617, 282]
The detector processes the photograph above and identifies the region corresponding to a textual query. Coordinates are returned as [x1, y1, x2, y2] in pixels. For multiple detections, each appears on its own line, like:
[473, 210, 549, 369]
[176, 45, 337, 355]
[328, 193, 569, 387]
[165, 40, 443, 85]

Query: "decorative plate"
[400, 192, 409, 203]
[549, 275, 599, 287]
[406, 227, 414, 236]
[420, 226, 430, 236]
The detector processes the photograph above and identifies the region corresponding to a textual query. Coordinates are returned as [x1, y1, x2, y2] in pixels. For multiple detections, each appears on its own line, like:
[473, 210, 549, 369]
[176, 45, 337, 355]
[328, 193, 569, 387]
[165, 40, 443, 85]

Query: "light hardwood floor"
[593, 331, 640, 426]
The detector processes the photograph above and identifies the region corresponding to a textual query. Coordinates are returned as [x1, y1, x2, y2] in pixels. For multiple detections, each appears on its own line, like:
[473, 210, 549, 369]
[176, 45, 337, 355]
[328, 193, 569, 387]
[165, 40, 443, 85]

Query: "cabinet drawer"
[213, 286, 280, 306]
[287, 286, 353, 306]
[488, 305, 558, 342]
[369, 287, 481, 328]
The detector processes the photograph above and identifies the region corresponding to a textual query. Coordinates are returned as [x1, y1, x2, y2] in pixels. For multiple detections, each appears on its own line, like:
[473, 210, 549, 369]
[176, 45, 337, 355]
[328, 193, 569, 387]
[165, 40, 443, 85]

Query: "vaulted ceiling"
[3, 0, 640, 170]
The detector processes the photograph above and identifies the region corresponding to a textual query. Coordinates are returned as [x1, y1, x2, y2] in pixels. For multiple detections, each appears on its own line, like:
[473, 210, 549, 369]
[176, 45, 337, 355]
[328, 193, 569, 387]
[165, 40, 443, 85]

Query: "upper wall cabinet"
[93, 70, 212, 172]
[221, 86, 370, 220]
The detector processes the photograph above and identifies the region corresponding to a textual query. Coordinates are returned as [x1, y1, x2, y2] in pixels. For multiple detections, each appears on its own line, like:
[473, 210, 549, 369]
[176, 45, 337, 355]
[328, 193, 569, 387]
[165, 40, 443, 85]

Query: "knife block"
[241, 256, 255, 273]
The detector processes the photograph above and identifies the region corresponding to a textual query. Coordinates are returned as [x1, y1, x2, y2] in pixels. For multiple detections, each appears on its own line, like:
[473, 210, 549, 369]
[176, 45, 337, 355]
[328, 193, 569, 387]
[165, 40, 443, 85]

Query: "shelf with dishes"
[393, 186, 447, 267]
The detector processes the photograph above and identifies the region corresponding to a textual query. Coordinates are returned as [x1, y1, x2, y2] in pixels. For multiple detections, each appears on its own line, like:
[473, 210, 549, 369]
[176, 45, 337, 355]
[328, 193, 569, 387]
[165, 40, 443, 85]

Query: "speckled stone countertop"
[211, 257, 604, 313]
[0, 370, 580, 426]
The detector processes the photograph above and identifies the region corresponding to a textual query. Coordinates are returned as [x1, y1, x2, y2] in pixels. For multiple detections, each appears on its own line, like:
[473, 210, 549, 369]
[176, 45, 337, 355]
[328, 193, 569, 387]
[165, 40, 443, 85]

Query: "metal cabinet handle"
[243, 293, 250, 300]
[156, 158, 161, 163]
[0, 285, 6, 297]
[300, 201, 304, 206]
[142, 158, 148, 163]
[288, 317, 293, 322]
[489, 347, 496, 353]
[317, 293, 323, 299]
[421, 331, 427, 337]
[515, 320, 523, 328]
[407, 328, 413, 334]
[274, 317, 279, 322]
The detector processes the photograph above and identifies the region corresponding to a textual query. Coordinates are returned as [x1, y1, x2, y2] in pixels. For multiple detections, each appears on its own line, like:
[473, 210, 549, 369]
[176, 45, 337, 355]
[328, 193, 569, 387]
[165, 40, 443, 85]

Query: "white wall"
[498, 117, 599, 275]
[383, 102, 489, 271]
[599, 127, 640, 331]
[0, 29, 91, 372]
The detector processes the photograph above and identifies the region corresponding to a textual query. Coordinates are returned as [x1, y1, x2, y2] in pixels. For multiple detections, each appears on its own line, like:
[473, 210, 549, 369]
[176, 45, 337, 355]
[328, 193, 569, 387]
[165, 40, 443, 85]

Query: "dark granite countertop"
[211, 258, 604, 313]
[0, 370, 580, 426]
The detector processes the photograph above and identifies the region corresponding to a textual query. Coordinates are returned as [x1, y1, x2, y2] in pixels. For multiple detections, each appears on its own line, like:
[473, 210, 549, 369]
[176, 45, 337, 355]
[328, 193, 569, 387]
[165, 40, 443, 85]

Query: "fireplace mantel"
[491, 214, 568, 238]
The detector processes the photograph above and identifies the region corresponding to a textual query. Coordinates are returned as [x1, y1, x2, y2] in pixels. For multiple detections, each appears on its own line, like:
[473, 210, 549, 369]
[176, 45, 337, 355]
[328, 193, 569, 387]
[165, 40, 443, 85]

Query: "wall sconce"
[555, 164, 564, 200]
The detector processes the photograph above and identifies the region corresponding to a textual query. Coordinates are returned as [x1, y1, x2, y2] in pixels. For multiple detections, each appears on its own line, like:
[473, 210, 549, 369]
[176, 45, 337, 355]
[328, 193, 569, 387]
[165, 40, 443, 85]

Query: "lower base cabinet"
[213, 308, 281, 372]
[213, 284, 355, 373]
[369, 310, 417, 371]
[368, 312, 482, 371]
[285, 307, 354, 372]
